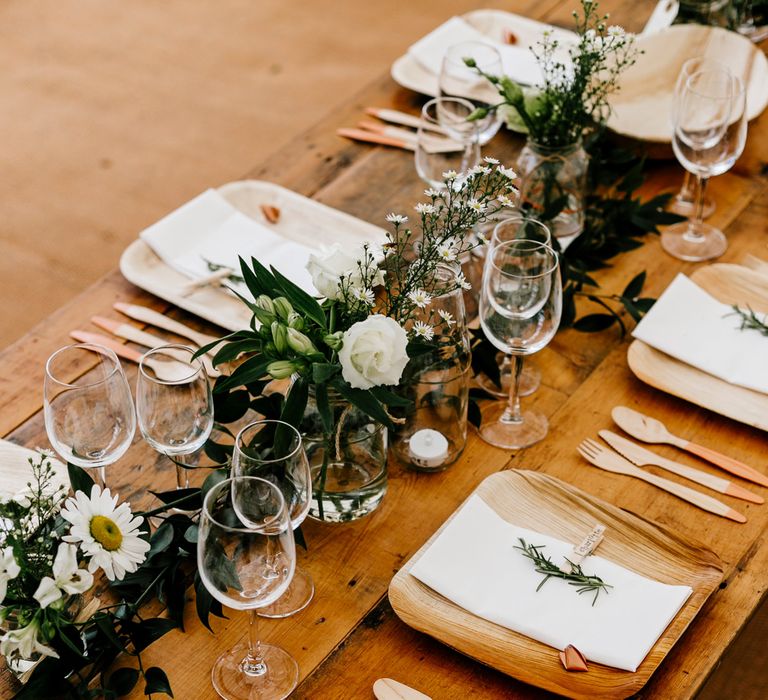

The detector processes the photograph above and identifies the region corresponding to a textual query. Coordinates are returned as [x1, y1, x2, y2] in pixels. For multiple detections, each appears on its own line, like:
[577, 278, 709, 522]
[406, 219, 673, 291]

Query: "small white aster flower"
[467, 199, 484, 212]
[498, 193, 515, 207]
[483, 156, 500, 165]
[437, 243, 458, 262]
[351, 286, 375, 306]
[61, 485, 151, 582]
[497, 165, 518, 179]
[415, 202, 436, 215]
[407, 289, 432, 309]
[442, 169, 458, 180]
[385, 213, 408, 224]
[438, 309, 456, 327]
[608, 25, 625, 37]
[457, 272, 472, 291]
[412, 321, 434, 341]
[424, 188, 441, 198]
[468, 164, 491, 176]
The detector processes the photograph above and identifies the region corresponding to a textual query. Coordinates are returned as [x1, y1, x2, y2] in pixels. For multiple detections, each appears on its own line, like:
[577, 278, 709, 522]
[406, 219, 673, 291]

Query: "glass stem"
[176, 464, 190, 490]
[242, 610, 267, 677]
[501, 355, 524, 425]
[677, 171, 694, 202]
[686, 175, 708, 242]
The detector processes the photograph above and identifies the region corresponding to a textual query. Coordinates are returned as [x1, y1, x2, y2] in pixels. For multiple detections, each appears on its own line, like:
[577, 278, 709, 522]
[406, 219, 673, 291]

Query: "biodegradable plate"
[389, 470, 723, 699]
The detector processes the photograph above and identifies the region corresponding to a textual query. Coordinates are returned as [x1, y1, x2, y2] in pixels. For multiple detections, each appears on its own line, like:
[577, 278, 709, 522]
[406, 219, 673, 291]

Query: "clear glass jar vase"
[517, 139, 588, 239]
[301, 388, 388, 523]
[392, 265, 471, 472]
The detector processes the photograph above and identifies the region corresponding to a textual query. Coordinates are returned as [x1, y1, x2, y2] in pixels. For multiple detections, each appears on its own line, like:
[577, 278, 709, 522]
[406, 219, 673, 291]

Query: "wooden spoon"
[373, 678, 432, 700]
[612, 406, 768, 488]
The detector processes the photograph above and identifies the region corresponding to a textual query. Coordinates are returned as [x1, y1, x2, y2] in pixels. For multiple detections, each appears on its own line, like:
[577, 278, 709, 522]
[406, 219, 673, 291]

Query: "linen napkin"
[0, 441, 68, 503]
[140, 189, 317, 296]
[632, 273, 768, 394]
[407, 16, 574, 87]
[409, 495, 692, 672]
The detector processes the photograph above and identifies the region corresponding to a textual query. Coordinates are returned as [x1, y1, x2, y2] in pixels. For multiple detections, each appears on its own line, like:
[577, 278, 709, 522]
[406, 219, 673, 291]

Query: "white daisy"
[608, 25, 625, 37]
[483, 156, 500, 165]
[407, 289, 432, 309]
[467, 199, 484, 213]
[442, 169, 458, 180]
[412, 321, 434, 341]
[385, 213, 408, 224]
[437, 243, 458, 262]
[414, 202, 436, 215]
[424, 188, 441, 198]
[457, 272, 472, 291]
[61, 485, 150, 581]
[468, 165, 491, 176]
[351, 286, 375, 306]
[497, 165, 518, 179]
[498, 193, 515, 207]
[438, 310, 456, 327]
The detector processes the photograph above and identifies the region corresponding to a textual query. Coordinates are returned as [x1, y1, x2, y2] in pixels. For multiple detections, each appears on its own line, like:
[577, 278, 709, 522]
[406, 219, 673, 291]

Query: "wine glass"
[44, 343, 136, 487]
[478, 239, 562, 449]
[232, 419, 313, 618]
[663, 69, 747, 261]
[668, 57, 722, 218]
[136, 344, 214, 494]
[415, 96, 480, 190]
[439, 41, 503, 145]
[198, 476, 297, 699]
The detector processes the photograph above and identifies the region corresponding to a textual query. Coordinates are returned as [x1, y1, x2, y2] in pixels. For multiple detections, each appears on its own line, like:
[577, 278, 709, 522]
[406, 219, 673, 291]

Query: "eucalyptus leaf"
[144, 666, 174, 697]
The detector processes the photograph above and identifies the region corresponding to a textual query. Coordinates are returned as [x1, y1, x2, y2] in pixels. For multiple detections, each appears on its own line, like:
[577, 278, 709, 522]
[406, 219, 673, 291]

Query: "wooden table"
[2, 1, 767, 697]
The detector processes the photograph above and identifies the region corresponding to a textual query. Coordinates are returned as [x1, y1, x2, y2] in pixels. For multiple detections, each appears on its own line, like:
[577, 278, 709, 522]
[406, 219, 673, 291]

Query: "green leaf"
[107, 667, 140, 696]
[201, 469, 228, 499]
[67, 463, 95, 494]
[213, 389, 251, 423]
[314, 382, 333, 434]
[184, 524, 199, 543]
[467, 399, 482, 429]
[128, 618, 178, 652]
[144, 667, 174, 697]
[238, 255, 272, 299]
[148, 488, 202, 510]
[573, 313, 616, 333]
[634, 297, 656, 313]
[280, 376, 308, 429]
[194, 572, 227, 632]
[369, 385, 411, 408]
[269, 264, 326, 329]
[622, 271, 646, 300]
[211, 338, 262, 366]
[331, 378, 393, 430]
[148, 522, 175, 557]
[312, 362, 338, 384]
[96, 616, 128, 653]
[215, 355, 271, 393]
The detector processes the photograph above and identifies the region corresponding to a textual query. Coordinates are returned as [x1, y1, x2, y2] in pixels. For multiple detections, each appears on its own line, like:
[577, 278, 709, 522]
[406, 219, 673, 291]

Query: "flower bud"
[468, 107, 489, 121]
[462, 57, 477, 68]
[255, 295, 276, 316]
[323, 331, 343, 351]
[271, 321, 288, 353]
[286, 328, 316, 355]
[273, 297, 294, 321]
[287, 311, 304, 331]
[500, 76, 524, 106]
[267, 360, 296, 379]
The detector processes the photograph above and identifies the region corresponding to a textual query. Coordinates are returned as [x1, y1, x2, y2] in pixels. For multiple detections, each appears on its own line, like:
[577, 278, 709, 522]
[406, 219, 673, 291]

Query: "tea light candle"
[409, 429, 449, 468]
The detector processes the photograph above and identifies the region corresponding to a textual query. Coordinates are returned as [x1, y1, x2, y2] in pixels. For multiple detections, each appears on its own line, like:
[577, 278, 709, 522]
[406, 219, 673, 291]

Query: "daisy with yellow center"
[60, 485, 150, 581]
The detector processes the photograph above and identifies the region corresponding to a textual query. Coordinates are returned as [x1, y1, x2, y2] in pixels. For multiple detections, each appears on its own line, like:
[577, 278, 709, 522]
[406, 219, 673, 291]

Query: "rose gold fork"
[577, 438, 746, 523]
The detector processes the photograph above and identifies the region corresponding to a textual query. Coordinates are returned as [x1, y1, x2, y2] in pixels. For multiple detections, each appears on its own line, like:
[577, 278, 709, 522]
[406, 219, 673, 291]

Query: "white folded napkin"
[407, 16, 574, 87]
[410, 495, 692, 672]
[632, 273, 768, 394]
[140, 189, 317, 296]
[0, 441, 68, 503]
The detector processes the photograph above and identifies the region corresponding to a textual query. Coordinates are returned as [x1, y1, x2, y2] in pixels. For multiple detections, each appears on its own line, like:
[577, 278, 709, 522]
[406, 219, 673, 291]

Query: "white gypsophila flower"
[0, 547, 20, 605]
[351, 286, 375, 306]
[468, 165, 491, 176]
[33, 543, 93, 609]
[412, 321, 434, 341]
[61, 485, 150, 582]
[467, 199, 484, 213]
[442, 169, 458, 180]
[424, 188, 441, 198]
[607, 25, 625, 37]
[498, 193, 515, 207]
[306, 242, 385, 300]
[457, 272, 472, 291]
[407, 289, 432, 309]
[438, 310, 456, 327]
[483, 156, 500, 165]
[414, 202, 436, 215]
[385, 213, 408, 224]
[497, 165, 518, 179]
[338, 315, 409, 390]
[437, 243, 458, 262]
[0, 619, 58, 661]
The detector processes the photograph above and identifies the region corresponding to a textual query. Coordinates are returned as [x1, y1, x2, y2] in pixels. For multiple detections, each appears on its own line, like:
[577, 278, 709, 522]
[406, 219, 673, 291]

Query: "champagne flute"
[198, 476, 297, 700]
[475, 217, 552, 400]
[415, 96, 480, 190]
[44, 343, 136, 487]
[663, 69, 747, 261]
[232, 419, 313, 618]
[136, 345, 213, 495]
[479, 239, 562, 449]
[439, 41, 503, 145]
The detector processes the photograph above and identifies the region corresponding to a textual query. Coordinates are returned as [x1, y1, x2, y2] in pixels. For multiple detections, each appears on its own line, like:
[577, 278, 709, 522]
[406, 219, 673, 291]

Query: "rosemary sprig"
[204, 258, 245, 284]
[730, 305, 768, 336]
[515, 538, 612, 606]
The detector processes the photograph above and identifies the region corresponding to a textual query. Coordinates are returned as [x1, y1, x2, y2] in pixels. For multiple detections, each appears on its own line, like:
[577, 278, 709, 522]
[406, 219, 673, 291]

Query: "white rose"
[306, 243, 384, 300]
[338, 315, 409, 390]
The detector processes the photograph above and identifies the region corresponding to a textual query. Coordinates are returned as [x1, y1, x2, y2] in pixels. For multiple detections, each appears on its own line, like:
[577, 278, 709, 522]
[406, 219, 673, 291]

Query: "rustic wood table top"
[1, 0, 767, 697]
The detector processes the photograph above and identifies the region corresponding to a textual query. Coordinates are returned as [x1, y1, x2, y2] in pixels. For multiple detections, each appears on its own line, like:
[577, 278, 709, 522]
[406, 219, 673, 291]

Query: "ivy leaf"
[194, 572, 227, 632]
[67, 463, 95, 494]
[213, 389, 251, 423]
[622, 271, 646, 300]
[144, 667, 174, 697]
[106, 667, 140, 696]
[128, 618, 178, 652]
[573, 313, 616, 332]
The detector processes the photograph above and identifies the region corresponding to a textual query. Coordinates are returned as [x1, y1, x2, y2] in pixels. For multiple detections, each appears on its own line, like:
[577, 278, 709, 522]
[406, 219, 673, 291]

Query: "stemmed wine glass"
[136, 344, 214, 495]
[439, 41, 503, 145]
[232, 419, 313, 618]
[478, 239, 562, 449]
[415, 96, 480, 189]
[663, 69, 748, 261]
[475, 216, 552, 400]
[44, 343, 136, 487]
[198, 476, 297, 700]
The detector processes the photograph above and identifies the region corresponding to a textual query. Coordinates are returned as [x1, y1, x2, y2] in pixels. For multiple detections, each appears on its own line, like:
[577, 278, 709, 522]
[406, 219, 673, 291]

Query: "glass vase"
[392, 266, 472, 472]
[301, 388, 388, 523]
[517, 139, 588, 239]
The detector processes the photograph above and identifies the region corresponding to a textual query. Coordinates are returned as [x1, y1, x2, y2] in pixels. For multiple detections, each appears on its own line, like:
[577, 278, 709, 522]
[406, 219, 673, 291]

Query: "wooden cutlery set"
[578, 406, 766, 523]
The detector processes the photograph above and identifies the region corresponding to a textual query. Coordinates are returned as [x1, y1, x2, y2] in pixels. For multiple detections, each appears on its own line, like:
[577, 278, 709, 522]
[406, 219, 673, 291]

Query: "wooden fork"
[577, 438, 747, 523]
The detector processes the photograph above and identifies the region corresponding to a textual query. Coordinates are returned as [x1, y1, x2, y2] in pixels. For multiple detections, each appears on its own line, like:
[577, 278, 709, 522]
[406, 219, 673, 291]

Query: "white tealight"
[408, 428, 449, 468]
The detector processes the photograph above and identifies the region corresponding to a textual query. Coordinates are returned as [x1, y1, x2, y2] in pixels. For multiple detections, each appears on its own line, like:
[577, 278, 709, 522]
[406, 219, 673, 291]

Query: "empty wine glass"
[44, 343, 136, 487]
[668, 57, 722, 218]
[136, 344, 213, 493]
[232, 420, 313, 618]
[479, 239, 562, 449]
[198, 476, 297, 699]
[439, 41, 503, 145]
[475, 216, 552, 400]
[663, 69, 747, 261]
[415, 96, 480, 190]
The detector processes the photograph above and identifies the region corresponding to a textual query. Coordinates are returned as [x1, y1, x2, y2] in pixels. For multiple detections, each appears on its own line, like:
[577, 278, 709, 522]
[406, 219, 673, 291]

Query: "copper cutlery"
[577, 438, 747, 523]
[599, 430, 763, 504]
[373, 678, 432, 700]
[113, 302, 220, 349]
[612, 406, 768, 488]
[365, 107, 448, 135]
